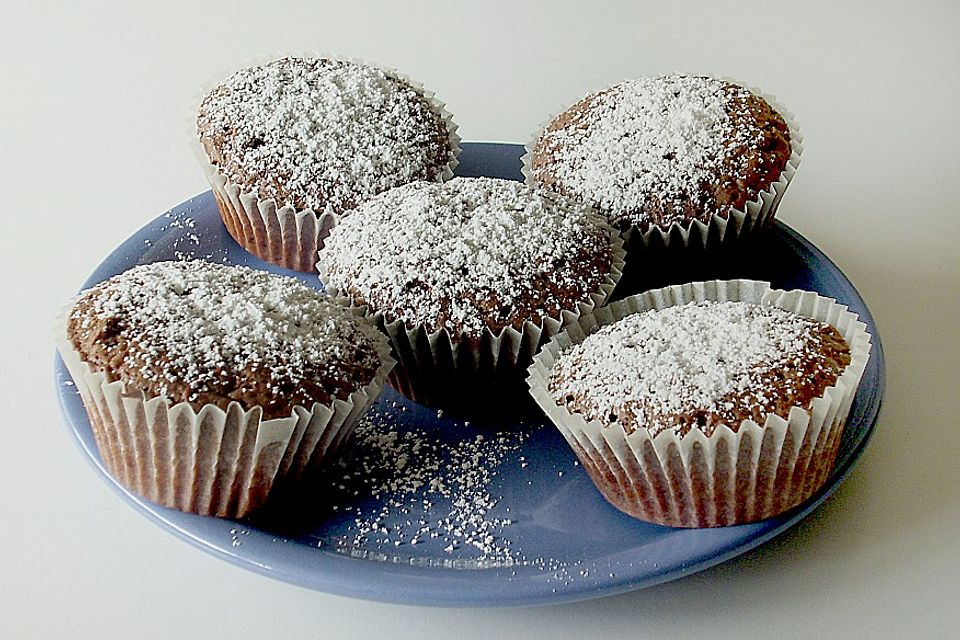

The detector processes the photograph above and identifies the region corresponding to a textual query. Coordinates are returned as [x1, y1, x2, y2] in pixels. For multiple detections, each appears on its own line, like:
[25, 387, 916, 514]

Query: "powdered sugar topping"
[319, 177, 614, 337]
[549, 301, 848, 436]
[534, 75, 780, 227]
[69, 260, 384, 414]
[197, 57, 454, 212]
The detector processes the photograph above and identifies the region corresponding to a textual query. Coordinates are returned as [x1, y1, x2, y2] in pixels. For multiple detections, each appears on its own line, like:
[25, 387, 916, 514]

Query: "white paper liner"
[521, 77, 803, 254]
[191, 53, 462, 273]
[55, 306, 395, 518]
[319, 226, 626, 407]
[527, 279, 871, 527]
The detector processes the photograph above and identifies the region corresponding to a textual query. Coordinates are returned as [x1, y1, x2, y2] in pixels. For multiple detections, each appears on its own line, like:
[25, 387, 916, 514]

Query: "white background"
[3, 1, 959, 638]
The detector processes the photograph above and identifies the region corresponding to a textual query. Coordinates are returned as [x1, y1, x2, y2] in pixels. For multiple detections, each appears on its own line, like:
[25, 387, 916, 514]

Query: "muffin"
[525, 75, 800, 251]
[196, 56, 460, 272]
[527, 280, 872, 527]
[317, 177, 624, 407]
[56, 260, 394, 518]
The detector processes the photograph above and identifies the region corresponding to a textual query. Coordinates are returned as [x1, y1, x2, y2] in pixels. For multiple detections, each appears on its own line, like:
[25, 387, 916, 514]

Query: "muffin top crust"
[67, 260, 385, 419]
[531, 75, 791, 232]
[318, 177, 616, 341]
[197, 57, 457, 214]
[548, 300, 850, 438]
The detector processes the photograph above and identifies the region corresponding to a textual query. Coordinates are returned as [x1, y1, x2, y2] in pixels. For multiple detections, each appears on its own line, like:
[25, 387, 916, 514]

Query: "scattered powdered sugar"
[229, 527, 250, 547]
[321, 408, 527, 566]
[309, 407, 622, 579]
[549, 301, 845, 436]
[197, 57, 453, 211]
[69, 260, 383, 409]
[319, 177, 612, 336]
[535, 75, 771, 226]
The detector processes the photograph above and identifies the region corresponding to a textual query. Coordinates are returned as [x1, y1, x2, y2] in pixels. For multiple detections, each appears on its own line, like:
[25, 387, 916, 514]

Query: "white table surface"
[3, 1, 959, 637]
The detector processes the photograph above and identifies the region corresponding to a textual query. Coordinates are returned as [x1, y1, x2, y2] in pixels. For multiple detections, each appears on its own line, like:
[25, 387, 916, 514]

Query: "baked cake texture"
[319, 177, 618, 341]
[527, 280, 871, 527]
[318, 176, 623, 406]
[548, 301, 850, 437]
[195, 56, 459, 271]
[530, 75, 792, 235]
[198, 57, 457, 214]
[68, 260, 384, 418]
[60, 260, 394, 517]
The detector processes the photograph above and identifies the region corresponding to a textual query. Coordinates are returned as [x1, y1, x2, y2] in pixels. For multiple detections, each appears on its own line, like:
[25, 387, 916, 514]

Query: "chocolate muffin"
[196, 56, 459, 271]
[527, 75, 798, 249]
[318, 177, 624, 406]
[59, 260, 393, 517]
[527, 280, 872, 527]
[549, 301, 850, 438]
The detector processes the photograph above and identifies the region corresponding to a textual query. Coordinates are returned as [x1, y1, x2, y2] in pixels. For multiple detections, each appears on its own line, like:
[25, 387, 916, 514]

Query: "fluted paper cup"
[56, 308, 394, 518]
[192, 54, 461, 272]
[320, 229, 626, 409]
[527, 279, 871, 527]
[522, 78, 803, 254]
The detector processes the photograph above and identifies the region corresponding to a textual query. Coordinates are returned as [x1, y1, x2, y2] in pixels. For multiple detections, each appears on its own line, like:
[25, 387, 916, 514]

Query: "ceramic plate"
[55, 143, 885, 607]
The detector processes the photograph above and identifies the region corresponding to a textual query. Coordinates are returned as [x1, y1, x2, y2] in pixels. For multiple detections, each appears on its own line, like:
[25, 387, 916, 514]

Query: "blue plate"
[55, 143, 885, 607]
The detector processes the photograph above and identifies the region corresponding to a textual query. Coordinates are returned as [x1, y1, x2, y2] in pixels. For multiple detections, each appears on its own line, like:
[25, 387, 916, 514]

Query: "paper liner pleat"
[56, 312, 394, 518]
[319, 228, 626, 407]
[191, 53, 461, 273]
[527, 279, 872, 527]
[199, 159, 336, 273]
[521, 78, 803, 255]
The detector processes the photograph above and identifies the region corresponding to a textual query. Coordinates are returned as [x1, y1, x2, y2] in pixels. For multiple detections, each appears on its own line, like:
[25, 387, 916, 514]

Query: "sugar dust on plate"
[321, 409, 528, 566]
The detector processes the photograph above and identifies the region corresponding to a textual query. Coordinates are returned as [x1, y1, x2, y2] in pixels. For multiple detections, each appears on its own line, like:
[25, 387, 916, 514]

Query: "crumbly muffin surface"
[68, 260, 384, 419]
[197, 57, 455, 213]
[318, 177, 615, 341]
[548, 300, 850, 437]
[532, 75, 791, 231]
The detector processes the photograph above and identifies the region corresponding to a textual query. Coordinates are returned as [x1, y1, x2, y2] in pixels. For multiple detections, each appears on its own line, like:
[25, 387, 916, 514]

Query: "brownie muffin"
[196, 56, 459, 271]
[527, 280, 872, 527]
[527, 75, 797, 248]
[318, 177, 624, 406]
[549, 301, 850, 438]
[60, 260, 393, 517]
